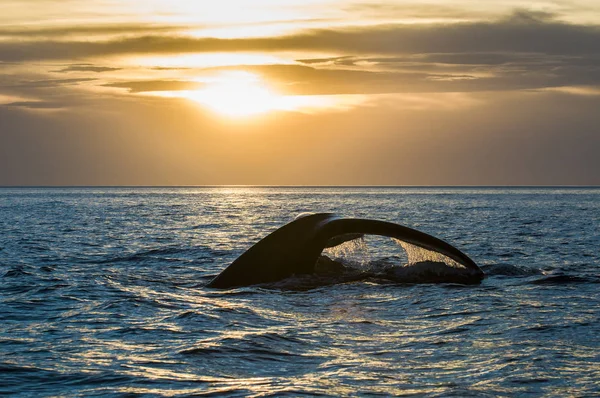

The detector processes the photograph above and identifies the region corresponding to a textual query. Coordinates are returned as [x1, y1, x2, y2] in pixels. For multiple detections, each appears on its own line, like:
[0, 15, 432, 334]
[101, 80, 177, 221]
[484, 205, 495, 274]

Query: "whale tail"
[208, 213, 484, 289]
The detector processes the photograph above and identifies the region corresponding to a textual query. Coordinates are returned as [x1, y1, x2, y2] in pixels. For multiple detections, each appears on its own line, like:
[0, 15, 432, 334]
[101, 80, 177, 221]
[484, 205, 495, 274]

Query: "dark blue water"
[1, 187, 599, 396]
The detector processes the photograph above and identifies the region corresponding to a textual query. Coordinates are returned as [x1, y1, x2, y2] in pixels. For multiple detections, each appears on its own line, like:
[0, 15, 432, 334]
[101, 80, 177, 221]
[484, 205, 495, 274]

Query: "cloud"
[104, 80, 204, 93]
[4, 101, 64, 109]
[1, 78, 97, 89]
[0, 10, 599, 62]
[56, 64, 122, 73]
[541, 86, 600, 96]
[199, 62, 600, 95]
[1, 10, 599, 99]
[0, 77, 98, 105]
[0, 77, 97, 108]
[342, 1, 487, 20]
[3, 58, 599, 101]
[296, 56, 358, 66]
[0, 23, 183, 38]
[0, 76, 121, 112]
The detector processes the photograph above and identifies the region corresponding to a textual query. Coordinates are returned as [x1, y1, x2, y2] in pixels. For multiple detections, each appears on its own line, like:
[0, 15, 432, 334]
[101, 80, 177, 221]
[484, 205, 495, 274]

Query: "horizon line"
[1, 185, 599, 189]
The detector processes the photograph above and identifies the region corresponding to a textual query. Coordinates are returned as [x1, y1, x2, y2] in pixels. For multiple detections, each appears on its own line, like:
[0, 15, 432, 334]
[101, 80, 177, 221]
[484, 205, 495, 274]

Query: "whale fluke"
[207, 213, 483, 289]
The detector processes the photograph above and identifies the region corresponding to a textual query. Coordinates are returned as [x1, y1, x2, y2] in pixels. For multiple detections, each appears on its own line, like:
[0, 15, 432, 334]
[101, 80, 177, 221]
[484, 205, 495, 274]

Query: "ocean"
[1, 187, 599, 396]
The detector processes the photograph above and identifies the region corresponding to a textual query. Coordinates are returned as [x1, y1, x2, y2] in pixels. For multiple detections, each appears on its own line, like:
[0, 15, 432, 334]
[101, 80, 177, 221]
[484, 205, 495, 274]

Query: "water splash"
[319, 235, 479, 284]
[395, 239, 466, 269]
[323, 235, 466, 271]
[322, 237, 371, 271]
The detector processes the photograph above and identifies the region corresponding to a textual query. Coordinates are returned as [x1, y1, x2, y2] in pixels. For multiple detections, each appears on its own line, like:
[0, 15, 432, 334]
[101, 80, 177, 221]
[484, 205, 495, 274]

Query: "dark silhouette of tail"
[208, 213, 483, 289]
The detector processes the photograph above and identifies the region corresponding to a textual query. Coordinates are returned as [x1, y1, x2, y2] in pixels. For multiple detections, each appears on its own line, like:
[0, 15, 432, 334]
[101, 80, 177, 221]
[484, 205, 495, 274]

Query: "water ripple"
[1, 187, 599, 396]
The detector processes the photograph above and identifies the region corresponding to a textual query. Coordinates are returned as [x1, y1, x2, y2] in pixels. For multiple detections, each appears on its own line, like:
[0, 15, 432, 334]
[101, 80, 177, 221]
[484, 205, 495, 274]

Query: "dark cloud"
[0, 77, 98, 104]
[343, 2, 494, 21]
[1, 10, 599, 99]
[414, 52, 575, 66]
[78, 60, 600, 97]
[226, 65, 417, 95]
[0, 78, 97, 108]
[296, 56, 358, 66]
[104, 80, 204, 93]
[1, 78, 97, 89]
[4, 62, 599, 100]
[0, 77, 124, 112]
[56, 64, 122, 73]
[206, 63, 600, 95]
[0, 11, 598, 62]
[0, 23, 183, 38]
[295, 53, 600, 73]
[4, 101, 64, 109]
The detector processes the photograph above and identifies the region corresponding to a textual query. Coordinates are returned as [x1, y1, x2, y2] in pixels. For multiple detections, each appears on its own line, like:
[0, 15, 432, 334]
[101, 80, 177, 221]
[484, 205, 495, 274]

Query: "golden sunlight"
[150, 71, 366, 118]
[184, 71, 282, 117]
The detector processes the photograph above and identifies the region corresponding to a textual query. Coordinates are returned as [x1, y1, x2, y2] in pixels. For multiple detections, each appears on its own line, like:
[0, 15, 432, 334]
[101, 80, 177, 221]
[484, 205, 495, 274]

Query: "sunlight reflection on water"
[0, 187, 599, 395]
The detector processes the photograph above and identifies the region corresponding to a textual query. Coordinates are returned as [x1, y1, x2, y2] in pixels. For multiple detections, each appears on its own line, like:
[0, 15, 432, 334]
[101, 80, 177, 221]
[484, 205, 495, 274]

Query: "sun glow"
[183, 71, 281, 117]
[147, 71, 368, 117]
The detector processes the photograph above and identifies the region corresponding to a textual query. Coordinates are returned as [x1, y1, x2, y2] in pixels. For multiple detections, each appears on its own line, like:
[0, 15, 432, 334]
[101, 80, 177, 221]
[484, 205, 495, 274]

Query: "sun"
[183, 71, 283, 117]
[146, 70, 364, 118]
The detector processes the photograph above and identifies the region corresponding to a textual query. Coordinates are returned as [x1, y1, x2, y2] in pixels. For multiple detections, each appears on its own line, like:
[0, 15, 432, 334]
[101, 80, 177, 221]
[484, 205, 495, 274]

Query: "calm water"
[1, 187, 599, 397]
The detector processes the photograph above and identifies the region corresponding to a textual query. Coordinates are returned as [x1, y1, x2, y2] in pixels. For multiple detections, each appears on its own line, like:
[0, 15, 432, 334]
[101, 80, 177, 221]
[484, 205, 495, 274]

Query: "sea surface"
[1, 187, 599, 397]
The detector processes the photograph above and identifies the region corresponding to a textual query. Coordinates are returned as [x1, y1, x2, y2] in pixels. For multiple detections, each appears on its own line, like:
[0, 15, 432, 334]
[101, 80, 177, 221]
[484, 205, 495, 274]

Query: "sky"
[1, 0, 599, 186]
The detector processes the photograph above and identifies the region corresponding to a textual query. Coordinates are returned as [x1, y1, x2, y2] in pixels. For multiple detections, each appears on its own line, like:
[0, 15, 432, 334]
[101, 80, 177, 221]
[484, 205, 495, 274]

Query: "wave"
[3, 265, 34, 278]
[180, 332, 310, 361]
[90, 245, 227, 265]
[530, 274, 600, 285]
[250, 257, 484, 290]
[0, 363, 134, 394]
[480, 263, 543, 276]
[229, 257, 598, 290]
